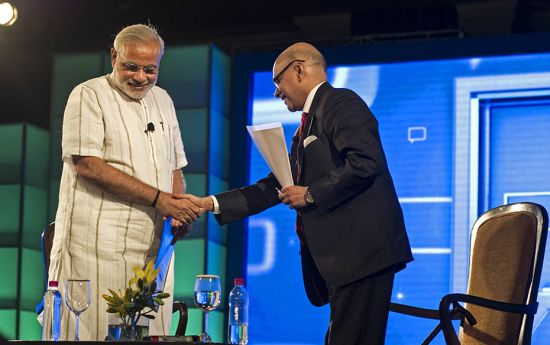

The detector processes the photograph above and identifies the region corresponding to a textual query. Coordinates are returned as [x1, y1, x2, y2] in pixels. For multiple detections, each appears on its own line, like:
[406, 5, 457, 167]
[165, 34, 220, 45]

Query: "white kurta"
[49, 75, 187, 340]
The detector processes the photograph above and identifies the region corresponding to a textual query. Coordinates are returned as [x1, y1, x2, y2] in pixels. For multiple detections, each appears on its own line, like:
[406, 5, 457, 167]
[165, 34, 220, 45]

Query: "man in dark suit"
[190, 42, 413, 344]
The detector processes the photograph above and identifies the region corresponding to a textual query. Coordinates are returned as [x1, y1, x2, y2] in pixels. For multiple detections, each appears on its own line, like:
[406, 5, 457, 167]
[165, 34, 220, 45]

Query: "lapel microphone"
[144, 122, 155, 133]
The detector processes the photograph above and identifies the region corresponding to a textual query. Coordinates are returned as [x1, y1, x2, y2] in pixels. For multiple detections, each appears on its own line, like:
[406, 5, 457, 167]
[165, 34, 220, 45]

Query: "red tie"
[296, 112, 308, 182]
[295, 111, 308, 244]
[299, 112, 307, 137]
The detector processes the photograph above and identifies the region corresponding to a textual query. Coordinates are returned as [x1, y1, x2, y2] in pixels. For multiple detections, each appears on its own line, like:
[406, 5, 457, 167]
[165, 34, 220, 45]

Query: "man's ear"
[110, 48, 117, 67]
[296, 62, 305, 82]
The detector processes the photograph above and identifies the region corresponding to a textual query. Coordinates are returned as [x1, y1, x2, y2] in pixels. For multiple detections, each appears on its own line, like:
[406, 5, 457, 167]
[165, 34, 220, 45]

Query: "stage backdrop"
[244, 50, 550, 344]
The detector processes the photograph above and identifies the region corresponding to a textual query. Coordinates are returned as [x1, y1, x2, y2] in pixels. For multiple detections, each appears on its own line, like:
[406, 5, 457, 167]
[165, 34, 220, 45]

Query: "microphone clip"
[144, 122, 155, 133]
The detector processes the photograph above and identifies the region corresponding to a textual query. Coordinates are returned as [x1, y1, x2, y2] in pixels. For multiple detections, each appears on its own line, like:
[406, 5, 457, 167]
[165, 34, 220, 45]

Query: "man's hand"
[173, 193, 215, 212]
[279, 185, 308, 209]
[170, 222, 192, 244]
[156, 192, 202, 224]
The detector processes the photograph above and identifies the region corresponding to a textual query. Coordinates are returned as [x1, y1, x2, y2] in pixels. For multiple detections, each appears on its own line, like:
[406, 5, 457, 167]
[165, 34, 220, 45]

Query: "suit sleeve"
[309, 90, 388, 214]
[214, 174, 282, 224]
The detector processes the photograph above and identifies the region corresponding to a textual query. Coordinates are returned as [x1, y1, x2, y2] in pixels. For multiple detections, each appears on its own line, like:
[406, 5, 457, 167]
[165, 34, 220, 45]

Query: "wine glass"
[65, 279, 92, 341]
[194, 274, 221, 342]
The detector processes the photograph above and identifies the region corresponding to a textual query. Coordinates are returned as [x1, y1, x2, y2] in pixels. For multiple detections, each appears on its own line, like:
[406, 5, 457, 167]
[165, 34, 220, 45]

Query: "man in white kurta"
[48, 24, 200, 340]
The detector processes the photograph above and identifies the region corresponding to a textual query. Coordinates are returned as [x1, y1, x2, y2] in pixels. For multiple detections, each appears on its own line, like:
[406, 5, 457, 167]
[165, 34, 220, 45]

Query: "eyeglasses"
[121, 62, 158, 75]
[273, 59, 305, 86]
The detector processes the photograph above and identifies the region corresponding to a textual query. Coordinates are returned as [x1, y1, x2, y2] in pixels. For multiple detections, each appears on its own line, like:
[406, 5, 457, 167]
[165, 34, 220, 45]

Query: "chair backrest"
[41, 222, 56, 285]
[460, 202, 548, 345]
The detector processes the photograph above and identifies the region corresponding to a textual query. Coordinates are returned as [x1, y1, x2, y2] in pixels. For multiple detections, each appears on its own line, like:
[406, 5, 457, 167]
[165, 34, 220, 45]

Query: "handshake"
[155, 192, 213, 226]
[153, 185, 309, 239]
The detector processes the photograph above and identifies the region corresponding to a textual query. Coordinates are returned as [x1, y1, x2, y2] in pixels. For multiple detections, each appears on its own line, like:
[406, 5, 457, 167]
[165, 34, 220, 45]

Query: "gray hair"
[113, 24, 165, 55]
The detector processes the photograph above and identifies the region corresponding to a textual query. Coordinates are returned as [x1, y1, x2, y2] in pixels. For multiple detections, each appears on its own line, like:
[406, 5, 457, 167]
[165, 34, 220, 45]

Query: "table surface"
[9, 341, 228, 344]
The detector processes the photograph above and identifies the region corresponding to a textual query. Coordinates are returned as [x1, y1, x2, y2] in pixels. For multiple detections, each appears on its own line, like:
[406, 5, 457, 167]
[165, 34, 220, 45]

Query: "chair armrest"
[172, 301, 188, 336]
[391, 301, 472, 345]
[390, 302, 441, 320]
[438, 293, 537, 345]
[390, 302, 467, 321]
[442, 293, 538, 315]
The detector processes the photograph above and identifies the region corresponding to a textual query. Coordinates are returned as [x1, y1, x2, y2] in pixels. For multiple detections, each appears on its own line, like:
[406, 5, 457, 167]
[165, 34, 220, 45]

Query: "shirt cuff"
[211, 195, 220, 214]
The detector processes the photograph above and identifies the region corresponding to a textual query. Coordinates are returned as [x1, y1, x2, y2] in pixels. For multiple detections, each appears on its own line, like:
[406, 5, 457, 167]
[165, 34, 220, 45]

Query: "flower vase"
[107, 314, 149, 341]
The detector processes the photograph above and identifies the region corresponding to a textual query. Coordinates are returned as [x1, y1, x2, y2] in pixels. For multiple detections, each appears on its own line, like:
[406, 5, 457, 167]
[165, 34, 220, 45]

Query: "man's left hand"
[279, 185, 308, 209]
[171, 220, 192, 242]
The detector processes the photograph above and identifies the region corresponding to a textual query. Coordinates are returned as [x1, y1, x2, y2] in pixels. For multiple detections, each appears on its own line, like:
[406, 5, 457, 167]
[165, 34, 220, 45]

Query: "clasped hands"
[160, 185, 309, 225]
[156, 186, 308, 240]
[155, 192, 214, 239]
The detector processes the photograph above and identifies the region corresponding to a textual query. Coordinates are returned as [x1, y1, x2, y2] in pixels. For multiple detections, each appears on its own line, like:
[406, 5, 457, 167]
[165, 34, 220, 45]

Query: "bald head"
[272, 42, 328, 112]
[274, 42, 327, 80]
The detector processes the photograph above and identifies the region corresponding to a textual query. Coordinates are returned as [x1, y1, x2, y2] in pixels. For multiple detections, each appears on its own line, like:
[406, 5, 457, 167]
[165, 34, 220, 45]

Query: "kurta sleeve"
[172, 121, 187, 170]
[167, 97, 187, 170]
[61, 85, 105, 162]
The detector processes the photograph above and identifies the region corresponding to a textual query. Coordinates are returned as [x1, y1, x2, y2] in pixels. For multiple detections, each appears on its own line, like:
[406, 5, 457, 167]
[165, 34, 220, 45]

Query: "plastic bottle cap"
[234, 277, 245, 286]
[48, 281, 59, 288]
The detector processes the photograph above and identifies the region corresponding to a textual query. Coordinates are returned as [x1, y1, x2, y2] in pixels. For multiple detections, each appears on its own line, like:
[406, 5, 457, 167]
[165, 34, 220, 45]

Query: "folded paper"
[246, 122, 293, 188]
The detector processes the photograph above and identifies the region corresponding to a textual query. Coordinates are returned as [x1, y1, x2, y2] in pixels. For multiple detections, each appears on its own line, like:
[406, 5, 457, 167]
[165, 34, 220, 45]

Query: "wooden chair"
[41, 222, 189, 336]
[390, 202, 548, 344]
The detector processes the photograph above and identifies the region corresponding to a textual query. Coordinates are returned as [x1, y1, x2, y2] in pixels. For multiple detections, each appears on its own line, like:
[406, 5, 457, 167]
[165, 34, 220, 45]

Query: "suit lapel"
[304, 113, 315, 138]
[296, 82, 332, 184]
[296, 114, 315, 184]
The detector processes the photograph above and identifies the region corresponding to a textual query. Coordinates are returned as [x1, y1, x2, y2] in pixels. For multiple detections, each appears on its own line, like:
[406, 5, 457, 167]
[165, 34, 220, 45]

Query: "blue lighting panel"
[247, 52, 550, 344]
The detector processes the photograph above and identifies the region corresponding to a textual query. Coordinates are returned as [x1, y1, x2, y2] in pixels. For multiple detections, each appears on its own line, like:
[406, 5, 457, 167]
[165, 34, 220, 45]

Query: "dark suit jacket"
[215, 83, 413, 306]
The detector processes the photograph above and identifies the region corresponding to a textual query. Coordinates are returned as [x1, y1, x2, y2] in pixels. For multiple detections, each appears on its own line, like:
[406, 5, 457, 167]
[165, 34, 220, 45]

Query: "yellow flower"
[129, 261, 159, 288]
[103, 260, 169, 324]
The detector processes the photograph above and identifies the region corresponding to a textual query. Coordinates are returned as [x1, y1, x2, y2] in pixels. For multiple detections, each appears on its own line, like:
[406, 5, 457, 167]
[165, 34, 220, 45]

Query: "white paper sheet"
[246, 122, 293, 188]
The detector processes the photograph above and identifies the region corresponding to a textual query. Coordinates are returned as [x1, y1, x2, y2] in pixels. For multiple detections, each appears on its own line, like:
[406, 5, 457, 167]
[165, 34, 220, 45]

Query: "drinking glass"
[65, 279, 91, 341]
[193, 274, 221, 342]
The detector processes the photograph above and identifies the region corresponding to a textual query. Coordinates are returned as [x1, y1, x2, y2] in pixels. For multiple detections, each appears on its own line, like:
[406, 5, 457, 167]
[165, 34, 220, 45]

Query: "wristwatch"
[304, 188, 315, 204]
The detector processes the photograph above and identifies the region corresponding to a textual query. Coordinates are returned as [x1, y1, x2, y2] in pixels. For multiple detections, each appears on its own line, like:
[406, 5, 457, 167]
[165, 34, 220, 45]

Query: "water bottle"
[228, 277, 249, 344]
[42, 280, 62, 341]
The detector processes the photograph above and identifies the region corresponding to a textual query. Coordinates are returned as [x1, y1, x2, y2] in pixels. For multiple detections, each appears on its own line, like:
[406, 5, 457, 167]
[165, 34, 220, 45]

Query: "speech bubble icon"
[408, 126, 427, 143]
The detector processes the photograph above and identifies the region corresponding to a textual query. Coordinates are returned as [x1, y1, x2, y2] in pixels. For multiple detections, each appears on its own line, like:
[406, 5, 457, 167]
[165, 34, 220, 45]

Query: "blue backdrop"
[244, 52, 550, 344]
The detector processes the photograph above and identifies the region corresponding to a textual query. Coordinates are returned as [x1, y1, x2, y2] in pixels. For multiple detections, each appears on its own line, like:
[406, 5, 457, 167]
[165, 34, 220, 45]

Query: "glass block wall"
[39, 44, 230, 341]
[0, 123, 49, 339]
[159, 45, 231, 340]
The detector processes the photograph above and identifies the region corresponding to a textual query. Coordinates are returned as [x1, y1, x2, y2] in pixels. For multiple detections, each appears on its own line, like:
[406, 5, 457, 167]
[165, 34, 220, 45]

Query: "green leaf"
[102, 294, 114, 302]
[108, 289, 121, 300]
[104, 259, 171, 319]
[153, 298, 165, 305]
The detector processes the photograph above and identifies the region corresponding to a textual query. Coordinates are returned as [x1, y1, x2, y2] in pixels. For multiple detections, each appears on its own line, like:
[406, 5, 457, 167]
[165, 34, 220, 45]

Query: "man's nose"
[274, 87, 281, 98]
[133, 69, 147, 83]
